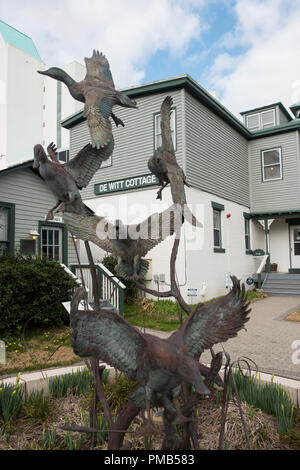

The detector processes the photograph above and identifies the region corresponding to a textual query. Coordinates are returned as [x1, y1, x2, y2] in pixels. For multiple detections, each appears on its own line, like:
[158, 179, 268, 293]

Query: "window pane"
[0, 207, 8, 242]
[245, 234, 250, 250]
[42, 229, 47, 245]
[247, 114, 259, 129]
[42, 245, 47, 256]
[156, 134, 162, 148]
[261, 110, 275, 128]
[214, 229, 220, 247]
[213, 210, 220, 229]
[48, 230, 53, 245]
[263, 149, 280, 165]
[54, 246, 59, 260]
[264, 164, 281, 180]
[294, 229, 300, 242]
[54, 230, 59, 245]
[48, 246, 53, 259]
[294, 243, 300, 256]
[59, 150, 67, 162]
[155, 114, 161, 134]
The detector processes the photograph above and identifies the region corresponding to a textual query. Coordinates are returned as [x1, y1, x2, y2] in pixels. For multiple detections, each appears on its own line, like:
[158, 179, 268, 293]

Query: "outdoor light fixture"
[70, 235, 78, 243]
[29, 229, 39, 240]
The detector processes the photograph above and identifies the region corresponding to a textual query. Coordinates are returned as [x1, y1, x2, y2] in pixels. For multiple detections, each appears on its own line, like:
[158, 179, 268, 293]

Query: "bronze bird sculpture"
[33, 139, 113, 220]
[70, 277, 250, 436]
[63, 204, 182, 280]
[148, 96, 201, 227]
[38, 50, 137, 149]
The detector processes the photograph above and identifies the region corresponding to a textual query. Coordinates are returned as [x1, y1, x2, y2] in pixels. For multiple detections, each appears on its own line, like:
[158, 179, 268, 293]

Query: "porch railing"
[256, 254, 270, 289]
[70, 263, 126, 316]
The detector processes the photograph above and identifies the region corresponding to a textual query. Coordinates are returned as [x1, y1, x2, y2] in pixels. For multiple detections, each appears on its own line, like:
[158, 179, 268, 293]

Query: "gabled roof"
[61, 74, 300, 140]
[0, 158, 35, 176]
[0, 19, 41, 61]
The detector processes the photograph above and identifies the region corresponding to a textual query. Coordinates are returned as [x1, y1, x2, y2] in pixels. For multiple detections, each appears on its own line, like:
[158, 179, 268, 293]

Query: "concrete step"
[263, 288, 300, 296]
[266, 273, 300, 280]
[264, 280, 300, 286]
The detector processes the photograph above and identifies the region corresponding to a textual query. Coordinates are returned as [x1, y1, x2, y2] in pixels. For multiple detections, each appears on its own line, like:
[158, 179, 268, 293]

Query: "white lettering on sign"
[95, 174, 159, 195]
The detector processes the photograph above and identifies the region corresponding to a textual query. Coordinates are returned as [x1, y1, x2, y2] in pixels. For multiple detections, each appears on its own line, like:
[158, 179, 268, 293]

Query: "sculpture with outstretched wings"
[63, 204, 183, 279]
[33, 139, 113, 220]
[70, 277, 251, 435]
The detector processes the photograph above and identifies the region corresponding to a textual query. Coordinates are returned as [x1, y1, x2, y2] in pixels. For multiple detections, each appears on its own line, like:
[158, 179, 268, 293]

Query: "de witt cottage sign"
[94, 173, 159, 195]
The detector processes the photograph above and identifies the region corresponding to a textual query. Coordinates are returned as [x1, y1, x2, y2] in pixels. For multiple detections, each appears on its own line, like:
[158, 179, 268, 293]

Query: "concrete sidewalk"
[139, 295, 300, 381]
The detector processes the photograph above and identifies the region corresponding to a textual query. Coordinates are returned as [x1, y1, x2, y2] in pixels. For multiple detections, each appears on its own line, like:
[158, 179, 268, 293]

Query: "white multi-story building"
[0, 19, 85, 169]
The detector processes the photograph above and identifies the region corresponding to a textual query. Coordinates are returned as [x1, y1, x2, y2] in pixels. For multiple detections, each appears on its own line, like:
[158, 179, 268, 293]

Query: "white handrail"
[96, 262, 126, 289]
[60, 263, 82, 285]
[256, 254, 269, 274]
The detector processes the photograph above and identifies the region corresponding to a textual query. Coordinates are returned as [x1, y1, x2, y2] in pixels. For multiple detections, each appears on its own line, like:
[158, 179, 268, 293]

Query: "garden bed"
[0, 369, 299, 451]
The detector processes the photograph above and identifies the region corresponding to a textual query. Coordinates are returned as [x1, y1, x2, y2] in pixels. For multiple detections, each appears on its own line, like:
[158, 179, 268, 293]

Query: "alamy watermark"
[291, 340, 300, 365]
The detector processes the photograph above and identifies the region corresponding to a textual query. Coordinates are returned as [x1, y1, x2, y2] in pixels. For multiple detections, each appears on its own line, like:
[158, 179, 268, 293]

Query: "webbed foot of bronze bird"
[172, 398, 197, 425]
[135, 418, 161, 438]
[111, 113, 125, 128]
[156, 189, 162, 200]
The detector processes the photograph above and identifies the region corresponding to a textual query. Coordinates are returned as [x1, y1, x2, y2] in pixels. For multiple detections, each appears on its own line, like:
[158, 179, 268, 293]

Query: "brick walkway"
[141, 296, 300, 381]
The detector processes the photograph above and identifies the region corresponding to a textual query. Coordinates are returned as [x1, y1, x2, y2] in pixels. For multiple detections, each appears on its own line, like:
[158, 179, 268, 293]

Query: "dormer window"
[246, 109, 276, 130]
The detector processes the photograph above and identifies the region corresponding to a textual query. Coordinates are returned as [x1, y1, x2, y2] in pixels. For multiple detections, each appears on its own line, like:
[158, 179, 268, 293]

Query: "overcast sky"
[1, 0, 300, 118]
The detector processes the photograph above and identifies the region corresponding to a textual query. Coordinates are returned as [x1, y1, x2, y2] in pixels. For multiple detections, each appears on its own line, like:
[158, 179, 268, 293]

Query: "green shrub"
[48, 368, 95, 398]
[0, 379, 23, 424]
[0, 253, 77, 336]
[101, 254, 139, 302]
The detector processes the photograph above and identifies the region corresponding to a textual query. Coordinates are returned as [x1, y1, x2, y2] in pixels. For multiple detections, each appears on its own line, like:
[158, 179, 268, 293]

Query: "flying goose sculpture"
[148, 96, 201, 227]
[38, 50, 137, 149]
[70, 277, 250, 436]
[63, 204, 183, 280]
[33, 139, 113, 220]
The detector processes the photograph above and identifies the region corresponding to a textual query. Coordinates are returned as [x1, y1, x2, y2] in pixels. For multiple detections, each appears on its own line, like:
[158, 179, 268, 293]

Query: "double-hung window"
[261, 147, 282, 182]
[212, 202, 225, 253]
[154, 108, 176, 150]
[244, 217, 251, 252]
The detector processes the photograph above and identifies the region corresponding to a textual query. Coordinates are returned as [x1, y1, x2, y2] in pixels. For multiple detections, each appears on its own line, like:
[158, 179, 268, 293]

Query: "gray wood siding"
[249, 131, 300, 212]
[0, 168, 78, 265]
[184, 91, 250, 207]
[70, 90, 183, 200]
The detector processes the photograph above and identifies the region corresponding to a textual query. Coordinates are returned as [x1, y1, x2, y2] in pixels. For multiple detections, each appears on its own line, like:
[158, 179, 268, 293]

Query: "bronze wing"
[62, 212, 114, 254]
[70, 288, 145, 379]
[130, 204, 183, 257]
[84, 50, 115, 87]
[175, 277, 251, 357]
[160, 95, 175, 155]
[64, 137, 114, 189]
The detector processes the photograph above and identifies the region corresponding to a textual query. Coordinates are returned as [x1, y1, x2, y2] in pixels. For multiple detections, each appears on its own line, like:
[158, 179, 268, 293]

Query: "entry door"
[290, 225, 300, 269]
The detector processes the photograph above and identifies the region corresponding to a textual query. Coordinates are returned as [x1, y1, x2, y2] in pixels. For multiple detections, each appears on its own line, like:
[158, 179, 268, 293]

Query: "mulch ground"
[0, 391, 292, 451]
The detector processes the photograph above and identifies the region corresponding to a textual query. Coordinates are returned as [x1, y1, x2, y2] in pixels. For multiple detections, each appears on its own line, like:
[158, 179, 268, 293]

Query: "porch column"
[264, 218, 271, 273]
